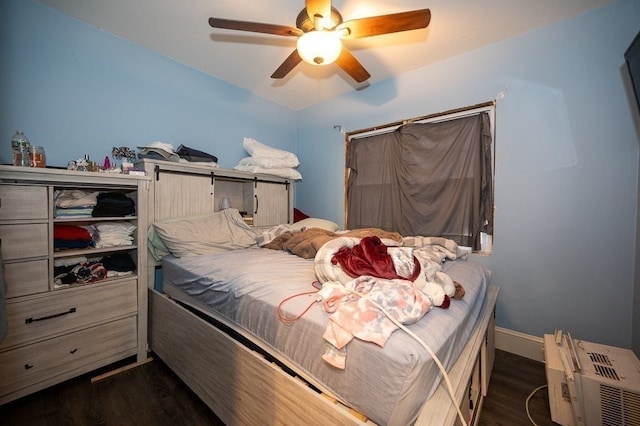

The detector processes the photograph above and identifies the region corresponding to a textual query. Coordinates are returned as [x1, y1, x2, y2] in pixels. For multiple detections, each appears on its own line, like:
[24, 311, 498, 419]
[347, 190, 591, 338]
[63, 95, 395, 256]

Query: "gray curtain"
[346, 112, 493, 250]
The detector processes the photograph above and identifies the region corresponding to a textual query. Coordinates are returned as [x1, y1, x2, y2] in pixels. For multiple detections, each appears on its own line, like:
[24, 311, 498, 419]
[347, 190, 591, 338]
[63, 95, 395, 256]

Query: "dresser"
[0, 166, 149, 404]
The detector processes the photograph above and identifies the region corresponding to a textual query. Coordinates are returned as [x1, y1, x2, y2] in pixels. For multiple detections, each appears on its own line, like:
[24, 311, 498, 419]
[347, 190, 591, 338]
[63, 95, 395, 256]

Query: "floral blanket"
[314, 235, 466, 369]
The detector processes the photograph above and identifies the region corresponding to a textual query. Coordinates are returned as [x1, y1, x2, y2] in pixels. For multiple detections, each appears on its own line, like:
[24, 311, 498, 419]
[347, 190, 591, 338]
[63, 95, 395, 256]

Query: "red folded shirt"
[54, 225, 92, 241]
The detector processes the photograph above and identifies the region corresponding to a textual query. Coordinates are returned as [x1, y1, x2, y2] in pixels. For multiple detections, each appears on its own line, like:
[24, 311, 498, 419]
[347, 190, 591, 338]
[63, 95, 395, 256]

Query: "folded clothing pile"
[53, 253, 136, 286]
[91, 222, 137, 248]
[100, 252, 136, 277]
[92, 192, 136, 217]
[176, 144, 218, 163]
[138, 141, 218, 165]
[137, 141, 180, 162]
[54, 224, 93, 249]
[54, 189, 99, 218]
[233, 137, 302, 180]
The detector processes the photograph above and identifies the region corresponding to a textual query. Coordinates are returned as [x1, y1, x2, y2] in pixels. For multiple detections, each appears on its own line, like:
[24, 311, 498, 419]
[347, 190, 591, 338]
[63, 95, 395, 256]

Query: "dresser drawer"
[0, 185, 48, 221]
[0, 223, 48, 261]
[4, 259, 49, 298]
[0, 316, 137, 398]
[1, 279, 137, 350]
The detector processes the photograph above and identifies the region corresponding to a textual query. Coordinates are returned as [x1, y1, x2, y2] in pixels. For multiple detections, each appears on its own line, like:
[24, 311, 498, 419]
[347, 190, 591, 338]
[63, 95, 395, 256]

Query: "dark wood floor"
[0, 356, 224, 426]
[479, 349, 553, 426]
[0, 349, 552, 425]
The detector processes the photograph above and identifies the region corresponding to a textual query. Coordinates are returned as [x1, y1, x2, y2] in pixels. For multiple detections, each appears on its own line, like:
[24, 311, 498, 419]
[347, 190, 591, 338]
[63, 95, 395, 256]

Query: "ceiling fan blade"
[337, 9, 431, 39]
[271, 50, 303, 79]
[305, 0, 332, 29]
[335, 48, 370, 83]
[209, 17, 302, 37]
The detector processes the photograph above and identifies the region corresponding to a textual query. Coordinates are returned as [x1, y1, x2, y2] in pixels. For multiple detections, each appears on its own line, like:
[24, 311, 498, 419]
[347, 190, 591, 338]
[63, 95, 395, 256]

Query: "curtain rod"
[344, 100, 495, 138]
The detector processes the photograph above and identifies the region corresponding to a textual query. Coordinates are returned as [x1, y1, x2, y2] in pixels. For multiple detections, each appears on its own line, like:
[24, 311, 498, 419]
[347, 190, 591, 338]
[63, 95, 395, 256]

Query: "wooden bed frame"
[139, 160, 500, 425]
[147, 285, 498, 425]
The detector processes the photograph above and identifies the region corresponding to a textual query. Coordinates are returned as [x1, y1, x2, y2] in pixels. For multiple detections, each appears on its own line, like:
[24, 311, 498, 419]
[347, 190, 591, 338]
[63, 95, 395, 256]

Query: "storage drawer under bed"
[148, 289, 363, 426]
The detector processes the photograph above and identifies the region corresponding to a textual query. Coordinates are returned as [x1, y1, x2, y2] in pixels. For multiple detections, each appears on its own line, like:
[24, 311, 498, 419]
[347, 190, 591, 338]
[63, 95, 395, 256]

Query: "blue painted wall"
[2, 0, 638, 353]
[0, 0, 297, 169]
[297, 0, 640, 351]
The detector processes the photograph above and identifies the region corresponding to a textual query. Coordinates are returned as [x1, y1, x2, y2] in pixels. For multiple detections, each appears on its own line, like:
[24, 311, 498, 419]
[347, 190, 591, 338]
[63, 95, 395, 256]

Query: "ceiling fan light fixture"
[209, 6, 430, 82]
[296, 30, 342, 66]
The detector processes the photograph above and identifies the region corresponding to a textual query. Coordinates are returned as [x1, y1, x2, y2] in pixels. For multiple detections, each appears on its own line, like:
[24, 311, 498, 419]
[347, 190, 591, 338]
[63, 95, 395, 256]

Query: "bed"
[146, 208, 499, 426]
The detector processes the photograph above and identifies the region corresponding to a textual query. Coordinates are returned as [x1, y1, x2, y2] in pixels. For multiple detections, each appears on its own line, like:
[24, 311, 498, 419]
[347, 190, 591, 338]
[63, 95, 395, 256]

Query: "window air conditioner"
[544, 331, 640, 426]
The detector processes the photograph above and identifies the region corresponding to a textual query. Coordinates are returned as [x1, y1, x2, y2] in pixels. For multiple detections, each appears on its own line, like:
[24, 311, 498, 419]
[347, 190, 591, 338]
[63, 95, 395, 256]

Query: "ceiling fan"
[208, 1, 431, 83]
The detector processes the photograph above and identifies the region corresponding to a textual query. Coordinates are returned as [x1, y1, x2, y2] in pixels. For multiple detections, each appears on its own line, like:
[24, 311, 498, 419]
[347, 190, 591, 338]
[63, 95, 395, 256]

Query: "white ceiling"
[38, 0, 615, 110]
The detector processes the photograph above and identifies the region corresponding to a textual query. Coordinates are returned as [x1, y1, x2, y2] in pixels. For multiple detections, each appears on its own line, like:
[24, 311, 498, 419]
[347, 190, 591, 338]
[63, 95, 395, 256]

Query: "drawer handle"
[25, 307, 77, 324]
[24, 364, 33, 370]
[70, 349, 78, 354]
[254, 195, 259, 214]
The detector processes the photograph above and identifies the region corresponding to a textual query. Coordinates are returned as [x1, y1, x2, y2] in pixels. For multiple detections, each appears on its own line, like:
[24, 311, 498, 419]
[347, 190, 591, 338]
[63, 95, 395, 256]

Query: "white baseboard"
[495, 326, 545, 362]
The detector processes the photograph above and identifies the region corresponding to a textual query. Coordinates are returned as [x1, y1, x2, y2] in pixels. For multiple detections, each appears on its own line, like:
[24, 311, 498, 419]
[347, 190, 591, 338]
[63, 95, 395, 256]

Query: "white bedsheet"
[162, 247, 490, 426]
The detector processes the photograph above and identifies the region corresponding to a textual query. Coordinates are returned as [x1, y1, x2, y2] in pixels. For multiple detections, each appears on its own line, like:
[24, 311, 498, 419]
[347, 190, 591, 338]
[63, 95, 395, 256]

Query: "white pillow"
[290, 217, 340, 232]
[238, 156, 299, 168]
[243, 137, 298, 162]
[147, 213, 212, 260]
[233, 164, 302, 180]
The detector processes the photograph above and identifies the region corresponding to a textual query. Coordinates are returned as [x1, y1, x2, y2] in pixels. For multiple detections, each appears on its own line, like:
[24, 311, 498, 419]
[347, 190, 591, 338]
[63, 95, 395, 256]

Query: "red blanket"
[331, 236, 421, 281]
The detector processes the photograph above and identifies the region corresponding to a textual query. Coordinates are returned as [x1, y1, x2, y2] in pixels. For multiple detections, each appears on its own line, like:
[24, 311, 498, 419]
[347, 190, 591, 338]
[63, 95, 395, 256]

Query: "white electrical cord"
[525, 384, 548, 426]
[364, 297, 468, 426]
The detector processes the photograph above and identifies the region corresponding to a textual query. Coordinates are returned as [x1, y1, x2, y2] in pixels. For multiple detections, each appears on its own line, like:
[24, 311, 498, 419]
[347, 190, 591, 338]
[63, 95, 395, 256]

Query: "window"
[345, 104, 495, 252]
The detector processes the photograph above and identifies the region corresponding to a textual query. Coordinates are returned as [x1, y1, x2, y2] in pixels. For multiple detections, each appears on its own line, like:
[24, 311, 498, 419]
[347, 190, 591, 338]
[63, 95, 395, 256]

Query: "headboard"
[135, 159, 294, 289]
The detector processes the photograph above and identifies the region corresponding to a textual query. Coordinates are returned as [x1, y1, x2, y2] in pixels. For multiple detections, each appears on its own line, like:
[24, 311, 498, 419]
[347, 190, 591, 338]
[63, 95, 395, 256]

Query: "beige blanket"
[264, 227, 403, 259]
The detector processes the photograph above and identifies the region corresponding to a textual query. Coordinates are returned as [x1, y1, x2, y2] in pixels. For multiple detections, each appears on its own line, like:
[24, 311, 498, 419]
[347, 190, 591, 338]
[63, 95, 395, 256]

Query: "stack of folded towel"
[91, 222, 137, 248]
[233, 137, 302, 180]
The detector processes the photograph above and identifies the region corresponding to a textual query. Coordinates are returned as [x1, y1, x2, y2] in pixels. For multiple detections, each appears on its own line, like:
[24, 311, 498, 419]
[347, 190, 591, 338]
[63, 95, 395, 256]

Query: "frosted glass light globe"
[297, 31, 342, 65]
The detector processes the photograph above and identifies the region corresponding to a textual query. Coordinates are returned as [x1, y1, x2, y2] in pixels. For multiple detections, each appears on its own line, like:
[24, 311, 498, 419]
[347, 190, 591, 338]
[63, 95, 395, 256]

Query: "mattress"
[161, 247, 490, 426]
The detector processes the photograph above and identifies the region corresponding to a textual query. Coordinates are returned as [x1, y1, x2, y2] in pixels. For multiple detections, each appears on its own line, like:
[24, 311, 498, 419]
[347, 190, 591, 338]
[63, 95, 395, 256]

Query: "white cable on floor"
[525, 384, 548, 426]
